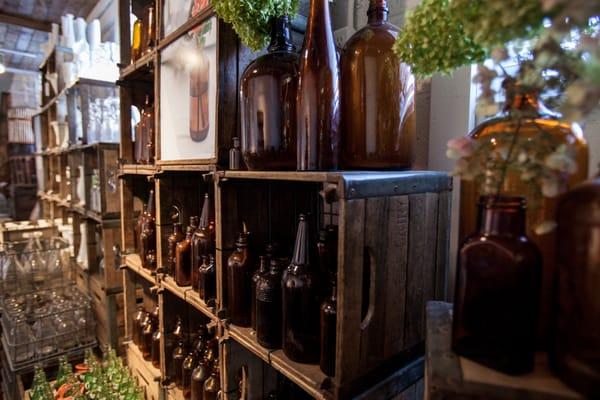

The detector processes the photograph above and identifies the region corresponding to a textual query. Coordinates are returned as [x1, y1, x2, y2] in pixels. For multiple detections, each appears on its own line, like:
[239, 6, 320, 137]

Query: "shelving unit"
[116, 1, 451, 399]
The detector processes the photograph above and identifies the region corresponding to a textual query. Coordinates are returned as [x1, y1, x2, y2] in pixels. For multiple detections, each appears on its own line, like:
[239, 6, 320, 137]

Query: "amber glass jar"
[142, 316, 156, 361]
[282, 214, 320, 363]
[251, 256, 268, 331]
[227, 231, 253, 327]
[151, 324, 161, 369]
[317, 225, 338, 294]
[199, 254, 216, 302]
[138, 311, 150, 353]
[166, 317, 183, 379]
[240, 16, 299, 170]
[176, 217, 198, 287]
[202, 362, 220, 400]
[340, 0, 415, 170]
[320, 283, 336, 376]
[132, 305, 145, 346]
[139, 191, 156, 270]
[296, 0, 340, 171]
[168, 221, 185, 276]
[551, 178, 600, 397]
[460, 92, 588, 346]
[173, 338, 187, 388]
[131, 19, 142, 63]
[256, 258, 285, 349]
[182, 350, 198, 397]
[190, 357, 212, 400]
[453, 196, 541, 375]
[192, 194, 215, 285]
[142, 3, 155, 54]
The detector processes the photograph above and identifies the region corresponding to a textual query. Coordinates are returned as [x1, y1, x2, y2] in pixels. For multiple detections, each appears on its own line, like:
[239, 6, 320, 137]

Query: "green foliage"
[213, 0, 299, 51]
[393, 0, 486, 77]
[450, 0, 545, 47]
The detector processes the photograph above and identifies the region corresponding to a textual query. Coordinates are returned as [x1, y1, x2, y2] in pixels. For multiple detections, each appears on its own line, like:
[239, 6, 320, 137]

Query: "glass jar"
[240, 15, 299, 170]
[340, 0, 415, 170]
[227, 231, 253, 327]
[551, 178, 600, 397]
[296, 0, 340, 171]
[459, 91, 588, 345]
[282, 214, 320, 362]
[453, 196, 541, 375]
[256, 258, 285, 349]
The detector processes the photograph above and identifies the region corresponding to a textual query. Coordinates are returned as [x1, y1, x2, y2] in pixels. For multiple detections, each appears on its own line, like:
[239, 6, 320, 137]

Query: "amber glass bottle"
[227, 231, 253, 327]
[198, 255, 216, 303]
[168, 221, 185, 276]
[190, 356, 212, 400]
[551, 178, 600, 397]
[142, 312, 157, 361]
[203, 362, 220, 400]
[142, 3, 155, 54]
[296, 0, 340, 171]
[282, 214, 320, 362]
[192, 194, 215, 287]
[256, 258, 285, 349]
[173, 338, 187, 388]
[176, 217, 198, 287]
[151, 325, 161, 369]
[131, 19, 142, 63]
[320, 283, 336, 376]
[166, 317, 183, 379]
[140, 191, 156, 270]
[189, 47, 210, 142]
[135, 203, 146, 253]
[138, 311, 150, 353]
[251, 256, 268, 331]
[340, 0, 415, 169]
[132, 305, 145, 346]
[182, 350, 198, 397]
[453, 196, 541, 375]
[137, 96, 154, 164]
[240, 15, 299, 170]
[317, 225, 338, 294]
[459, 91, 588, 345]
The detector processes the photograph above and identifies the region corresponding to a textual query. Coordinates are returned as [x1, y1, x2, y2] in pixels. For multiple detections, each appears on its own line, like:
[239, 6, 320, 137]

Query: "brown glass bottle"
[202, 361, 220, 400]
[182, 350, 199, 398]
[166, 317, 183, 379]
[168, 221, 185, 276]
[340, 0, 416, 169]
[142, 3, 155, 54]
[317, 225, 338, 294]
[173, 338, 187, 388]
[190, 357, 212, 400]
[251, 256, 268, 331]
[296, 0, 340, 171]
[256, 258, 285, 349]
[138, 311, 150, 354]
[176, 217, 198, 287]
[131, 19, 142, 63]
[240, 15, 299, 171]
[140, 191, 156, 270]
[137, 96, 154, 164]
[151, 324, 161, 369]
[192, 194, 215, 288]
[189, 46, 210, 142]
[198, 255, 216, 303]
[282, 214, 320, 363]
[132, 305, 145, 346]
[227, 231, 253, 327]
[142, 312, 157, 361]
[320, 283, 336, 376]
[551, 178, 600, 397]
[135, 203, 146, 253]
[453, 196, 541, 375]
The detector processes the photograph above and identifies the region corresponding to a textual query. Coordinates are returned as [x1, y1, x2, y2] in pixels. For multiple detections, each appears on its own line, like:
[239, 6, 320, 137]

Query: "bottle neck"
[268, 15, 295, 53]
[367, 0, 389, 24]
[477, 196, 526, 237]
[173, 223, 183, 235]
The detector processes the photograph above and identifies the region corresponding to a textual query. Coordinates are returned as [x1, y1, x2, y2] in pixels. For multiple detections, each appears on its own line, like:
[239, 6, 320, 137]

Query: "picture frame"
[162, 0, 211, 38]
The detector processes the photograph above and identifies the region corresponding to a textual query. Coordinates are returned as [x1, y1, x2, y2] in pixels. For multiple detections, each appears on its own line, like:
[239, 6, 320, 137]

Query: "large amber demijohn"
[340, 0, 416, 169]
[459, 92, 588, 345]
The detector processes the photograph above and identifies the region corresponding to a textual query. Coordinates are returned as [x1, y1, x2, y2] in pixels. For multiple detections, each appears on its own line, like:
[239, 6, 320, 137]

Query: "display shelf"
[119, 50, 156, 81]
[160, 275, 218, 323]
[120, 164, 158, 176]
[156, 163, 217, 173]
[127, 341, 161, 379]
[227, 325, 330, 400]
[124, 253, 158, 285]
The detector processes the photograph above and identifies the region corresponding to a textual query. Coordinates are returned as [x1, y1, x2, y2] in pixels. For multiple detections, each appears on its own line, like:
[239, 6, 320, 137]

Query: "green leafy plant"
[213, 0, 299, 51]
[393, 0, 486, 77]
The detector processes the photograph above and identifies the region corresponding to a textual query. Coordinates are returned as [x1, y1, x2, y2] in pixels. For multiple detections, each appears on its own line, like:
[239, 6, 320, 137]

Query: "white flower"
[534, 220, 557, 235]
[541, 177, 560, 197]
[545, 151, 578, 174]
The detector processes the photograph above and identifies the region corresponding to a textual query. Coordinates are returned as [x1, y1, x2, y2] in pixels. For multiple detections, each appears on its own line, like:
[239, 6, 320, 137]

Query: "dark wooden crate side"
[336, 188, 451, 396]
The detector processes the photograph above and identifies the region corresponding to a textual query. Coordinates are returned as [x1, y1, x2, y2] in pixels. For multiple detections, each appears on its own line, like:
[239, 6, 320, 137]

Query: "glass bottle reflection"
[227, 231, 253, 327]
[453, 196, 541, 375]
[296, 0, 340, 171]
[340, 0, 415, 169]
[282, 214, 320, 362]
[240, 15, 299, 170]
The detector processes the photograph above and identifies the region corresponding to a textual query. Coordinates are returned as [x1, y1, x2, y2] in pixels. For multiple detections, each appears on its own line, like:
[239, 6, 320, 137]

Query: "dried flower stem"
[496, 117, 523, 196]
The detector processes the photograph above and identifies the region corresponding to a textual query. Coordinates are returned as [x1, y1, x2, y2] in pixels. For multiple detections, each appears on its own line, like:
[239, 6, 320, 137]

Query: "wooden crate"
[216, 171, 451, 398]
[425, 302, 583, 400]
[83, 143, 121, 218]
[127, 341, 165, 400]
[0, 220, 58, 243]
[90, 276, 125, 353]
[9, 155, 36, 186]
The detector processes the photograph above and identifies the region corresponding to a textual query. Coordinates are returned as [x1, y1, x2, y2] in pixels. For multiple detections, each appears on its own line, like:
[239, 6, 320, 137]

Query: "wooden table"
[425, 301, 585, 400]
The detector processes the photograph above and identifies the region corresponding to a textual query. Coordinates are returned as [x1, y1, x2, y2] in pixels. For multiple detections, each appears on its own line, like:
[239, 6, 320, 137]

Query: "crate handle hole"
[360, 246, 375, 330]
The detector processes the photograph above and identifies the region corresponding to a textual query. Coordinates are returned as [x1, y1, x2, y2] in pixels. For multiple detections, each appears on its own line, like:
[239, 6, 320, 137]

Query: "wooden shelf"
[37, 77, 116, 115]
[221, 170, 336, 183]
[127, 341, 162, 379]
[120, 164, 158, 176]
[160, 276, 218, 322]
[119, 50, 156, 81]
[227, 325, 330, 400]
[124, 253, 158, 285]
[167, 385, 185, 400]
[156, 163, 217, 173]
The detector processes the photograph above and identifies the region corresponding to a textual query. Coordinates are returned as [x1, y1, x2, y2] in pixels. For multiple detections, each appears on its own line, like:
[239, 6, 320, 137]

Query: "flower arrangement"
[213, 0, 299, 51]
[396, 0, 599, 218]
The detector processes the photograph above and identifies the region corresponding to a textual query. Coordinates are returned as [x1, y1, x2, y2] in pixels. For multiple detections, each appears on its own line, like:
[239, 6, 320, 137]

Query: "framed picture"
[159, 17, 218, 163]
[163, 0, 211, 38]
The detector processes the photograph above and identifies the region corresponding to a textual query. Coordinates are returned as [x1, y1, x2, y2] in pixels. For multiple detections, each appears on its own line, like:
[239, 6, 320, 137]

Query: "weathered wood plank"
[434, 191, 450, 301]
